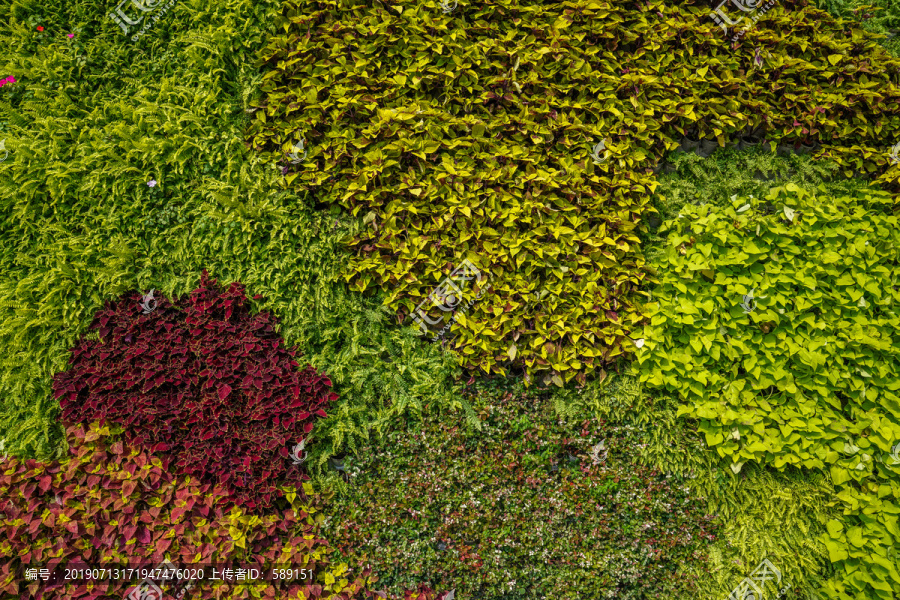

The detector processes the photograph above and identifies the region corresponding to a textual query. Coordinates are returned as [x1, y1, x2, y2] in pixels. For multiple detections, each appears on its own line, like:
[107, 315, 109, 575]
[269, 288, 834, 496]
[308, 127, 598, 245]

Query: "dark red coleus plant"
[52, 271, 338, 510]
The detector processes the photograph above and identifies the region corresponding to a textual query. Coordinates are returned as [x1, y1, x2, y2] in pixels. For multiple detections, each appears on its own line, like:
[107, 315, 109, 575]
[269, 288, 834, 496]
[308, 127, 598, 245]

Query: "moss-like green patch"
[322, 386, 720, 599]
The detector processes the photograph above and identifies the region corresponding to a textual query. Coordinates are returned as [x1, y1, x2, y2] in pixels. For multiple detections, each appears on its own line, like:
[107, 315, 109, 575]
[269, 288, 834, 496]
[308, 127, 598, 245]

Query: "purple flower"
[67, 33, 75, 39]
[147, 179, 157, 187]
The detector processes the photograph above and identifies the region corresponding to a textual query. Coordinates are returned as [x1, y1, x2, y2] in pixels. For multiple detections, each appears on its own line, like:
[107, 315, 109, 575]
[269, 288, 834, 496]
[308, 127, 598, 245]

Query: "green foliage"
[636, 184, 900, 599]
[3, 0, 900, 597]
[651, 148, 864, 226]
[322, 387, 720, 599]
[249, 0, 900, 384]
[812, 0, 900, 55]
[630, 383, 838, 599]
[0, 0, 472, 475]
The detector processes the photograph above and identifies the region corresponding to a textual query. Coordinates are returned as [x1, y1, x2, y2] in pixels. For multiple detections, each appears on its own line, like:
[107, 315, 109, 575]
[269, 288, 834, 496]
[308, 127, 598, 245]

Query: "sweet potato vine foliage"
[52, 272, 338, 510]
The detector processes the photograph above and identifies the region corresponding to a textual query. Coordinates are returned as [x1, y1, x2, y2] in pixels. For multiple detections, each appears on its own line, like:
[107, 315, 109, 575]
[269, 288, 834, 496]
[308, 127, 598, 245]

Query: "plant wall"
[51, 272, 338, 510]
[0, 0, 466, 471]
[248, 0, 900, 386]
[0, 422, 377, 600]
[322, 387, 720, 599]
[636, 184, 900, 599]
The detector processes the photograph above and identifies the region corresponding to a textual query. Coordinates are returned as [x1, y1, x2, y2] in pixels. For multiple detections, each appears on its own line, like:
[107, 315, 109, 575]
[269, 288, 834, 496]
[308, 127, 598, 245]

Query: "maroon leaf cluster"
[52, 272, 338, 509]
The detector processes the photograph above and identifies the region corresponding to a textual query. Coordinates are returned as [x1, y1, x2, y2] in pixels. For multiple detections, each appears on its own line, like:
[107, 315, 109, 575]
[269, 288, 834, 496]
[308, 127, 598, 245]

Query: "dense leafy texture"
[813, 0, 900, 55]
[322, 387, 720, 599]
[0, 422, 376, 599]
[3, 0, 900, 597]
[637, 185, 900, 599]
[249, 0, 900, 384]
[52, 272, 338, 510]
[0, 0, 467, 474]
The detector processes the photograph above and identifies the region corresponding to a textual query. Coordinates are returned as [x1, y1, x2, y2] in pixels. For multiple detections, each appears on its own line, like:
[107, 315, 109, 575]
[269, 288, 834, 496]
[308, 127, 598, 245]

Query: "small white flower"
[633, 338, 645, 348]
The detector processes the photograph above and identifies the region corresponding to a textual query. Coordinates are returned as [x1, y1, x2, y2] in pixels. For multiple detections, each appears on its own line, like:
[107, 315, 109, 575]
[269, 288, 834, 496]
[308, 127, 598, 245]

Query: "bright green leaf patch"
[637, 184, 900, 600]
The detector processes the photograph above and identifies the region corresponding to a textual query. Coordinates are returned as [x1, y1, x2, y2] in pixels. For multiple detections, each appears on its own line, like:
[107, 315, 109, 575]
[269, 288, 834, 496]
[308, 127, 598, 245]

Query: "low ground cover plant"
[321, 387, 720, 599]
[637, 184, 900, 599]
[0, 422, 373, 600]
[52, 272, 337, 510]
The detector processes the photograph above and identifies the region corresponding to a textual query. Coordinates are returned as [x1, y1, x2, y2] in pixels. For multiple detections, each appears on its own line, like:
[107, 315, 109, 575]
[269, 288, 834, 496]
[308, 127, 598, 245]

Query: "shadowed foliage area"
[321, 385, 720, 599]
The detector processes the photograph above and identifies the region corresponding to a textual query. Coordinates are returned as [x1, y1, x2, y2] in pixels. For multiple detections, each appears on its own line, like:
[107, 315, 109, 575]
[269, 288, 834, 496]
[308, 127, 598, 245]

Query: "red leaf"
[48, 276, 341, 510]
[137, 527, 151, 544]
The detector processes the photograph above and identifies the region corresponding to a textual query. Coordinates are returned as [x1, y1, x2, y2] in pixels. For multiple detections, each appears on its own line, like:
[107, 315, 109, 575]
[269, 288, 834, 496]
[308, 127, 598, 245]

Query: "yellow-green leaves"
[639, 185, 900, 600]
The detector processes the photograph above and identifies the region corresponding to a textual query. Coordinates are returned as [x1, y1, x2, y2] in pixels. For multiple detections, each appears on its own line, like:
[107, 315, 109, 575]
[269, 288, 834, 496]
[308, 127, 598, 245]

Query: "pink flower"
[67, 33, 74, 38]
